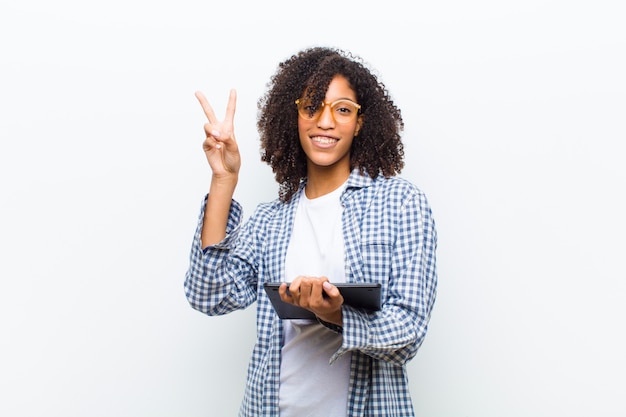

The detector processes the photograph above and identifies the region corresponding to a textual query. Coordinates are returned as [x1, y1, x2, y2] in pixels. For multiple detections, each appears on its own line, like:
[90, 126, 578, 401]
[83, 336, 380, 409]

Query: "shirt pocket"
[360, 239, 393, 285]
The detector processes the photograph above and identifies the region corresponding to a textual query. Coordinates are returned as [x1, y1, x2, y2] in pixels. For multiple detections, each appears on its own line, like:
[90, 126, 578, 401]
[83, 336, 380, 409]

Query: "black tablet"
[263, 282, 382, 320]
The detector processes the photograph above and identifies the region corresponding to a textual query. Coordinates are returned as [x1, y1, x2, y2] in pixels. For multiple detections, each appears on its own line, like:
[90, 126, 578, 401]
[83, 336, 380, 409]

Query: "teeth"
[312, 136, 337, 144]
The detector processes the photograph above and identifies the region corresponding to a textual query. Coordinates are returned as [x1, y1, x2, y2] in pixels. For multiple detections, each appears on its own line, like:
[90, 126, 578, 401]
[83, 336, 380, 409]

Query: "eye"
[299, 100, 319, 112]
[333, 101, 356, 114]
[336, 106, 352, 114]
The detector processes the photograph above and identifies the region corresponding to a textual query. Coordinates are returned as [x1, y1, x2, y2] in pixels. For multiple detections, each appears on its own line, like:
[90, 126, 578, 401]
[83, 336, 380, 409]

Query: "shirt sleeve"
[183, 194, 259, 316]
[333, 186, 438, 366]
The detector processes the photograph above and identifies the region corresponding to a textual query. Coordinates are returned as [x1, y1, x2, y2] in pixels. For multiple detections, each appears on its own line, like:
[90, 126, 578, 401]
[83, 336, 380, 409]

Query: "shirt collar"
[297, 168, 375, 194]
[345, 168, 375, 190]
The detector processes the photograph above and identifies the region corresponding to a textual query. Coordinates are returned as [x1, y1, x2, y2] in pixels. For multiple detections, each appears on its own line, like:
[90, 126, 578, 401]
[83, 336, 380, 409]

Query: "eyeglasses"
[295, 98, 361, 124]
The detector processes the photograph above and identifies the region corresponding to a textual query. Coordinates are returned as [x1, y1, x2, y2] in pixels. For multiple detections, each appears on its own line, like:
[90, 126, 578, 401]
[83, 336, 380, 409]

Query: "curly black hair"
[257, 46, 404, 202]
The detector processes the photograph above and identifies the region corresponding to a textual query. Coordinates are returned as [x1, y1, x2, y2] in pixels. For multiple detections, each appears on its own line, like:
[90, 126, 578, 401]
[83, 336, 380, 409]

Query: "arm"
[333, 187, 438, 366]
[184, 90, 257, 315]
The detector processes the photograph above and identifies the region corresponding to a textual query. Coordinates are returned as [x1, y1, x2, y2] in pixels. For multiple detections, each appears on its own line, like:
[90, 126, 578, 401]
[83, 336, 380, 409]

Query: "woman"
[185, 46, 438, 417]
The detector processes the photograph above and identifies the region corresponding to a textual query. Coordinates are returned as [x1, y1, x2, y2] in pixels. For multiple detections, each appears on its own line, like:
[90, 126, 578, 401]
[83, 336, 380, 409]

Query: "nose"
[316, 103, 336, 128]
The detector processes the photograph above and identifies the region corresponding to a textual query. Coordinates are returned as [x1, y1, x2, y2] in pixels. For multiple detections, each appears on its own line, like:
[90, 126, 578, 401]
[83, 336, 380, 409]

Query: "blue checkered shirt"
[185, 169, 438, 417]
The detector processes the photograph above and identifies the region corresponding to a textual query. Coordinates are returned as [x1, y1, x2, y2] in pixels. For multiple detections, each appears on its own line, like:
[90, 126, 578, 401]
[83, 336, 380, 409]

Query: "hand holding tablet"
[263, 282, 382, 319]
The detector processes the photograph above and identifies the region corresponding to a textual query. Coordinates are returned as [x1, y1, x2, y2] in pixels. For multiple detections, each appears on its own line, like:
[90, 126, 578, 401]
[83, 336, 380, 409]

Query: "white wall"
[1, 1, 624, 416]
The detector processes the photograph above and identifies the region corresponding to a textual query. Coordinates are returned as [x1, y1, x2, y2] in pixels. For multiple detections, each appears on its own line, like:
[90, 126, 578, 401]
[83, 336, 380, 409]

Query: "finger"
[288, 280, 304, 304]
[203, 135, 221, 152]
[202, 122, 214, 137]
[310, 279, 326, 302]
[298, 279, 316, 307]
[195, 91, 218, 124]
[322, 281, 342, 300]
[279, 282, 295, 304]
[202, 122, 221, 143]
[223, 89, 237, 125]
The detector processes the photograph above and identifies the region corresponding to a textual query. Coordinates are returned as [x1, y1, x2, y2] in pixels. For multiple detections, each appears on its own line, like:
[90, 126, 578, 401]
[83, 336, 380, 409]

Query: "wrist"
[316, 308, 343, 328]
[317, 316, 343, 334]
[210, 174, 238, 194]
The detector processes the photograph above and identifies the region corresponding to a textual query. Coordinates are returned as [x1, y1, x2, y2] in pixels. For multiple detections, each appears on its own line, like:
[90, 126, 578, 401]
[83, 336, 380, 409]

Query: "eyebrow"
[323, 97, 357, 102]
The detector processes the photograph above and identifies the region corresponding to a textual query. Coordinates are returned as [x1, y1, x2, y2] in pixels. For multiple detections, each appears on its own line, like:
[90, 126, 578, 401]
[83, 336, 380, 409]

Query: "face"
[297, 75, 363, 176]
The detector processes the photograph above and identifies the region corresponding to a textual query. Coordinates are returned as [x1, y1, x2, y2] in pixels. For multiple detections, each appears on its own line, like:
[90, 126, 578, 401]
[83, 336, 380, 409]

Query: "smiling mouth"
[311, 136, 338, 144]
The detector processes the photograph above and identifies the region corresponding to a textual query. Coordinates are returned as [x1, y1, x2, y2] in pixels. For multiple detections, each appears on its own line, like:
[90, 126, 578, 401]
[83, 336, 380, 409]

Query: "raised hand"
[195, 89, 241, 180]
[195, 89, 242, 247]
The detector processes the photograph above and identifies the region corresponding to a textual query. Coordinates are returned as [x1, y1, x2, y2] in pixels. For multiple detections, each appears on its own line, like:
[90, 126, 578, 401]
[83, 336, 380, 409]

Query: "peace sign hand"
[195, 89, 241, 180]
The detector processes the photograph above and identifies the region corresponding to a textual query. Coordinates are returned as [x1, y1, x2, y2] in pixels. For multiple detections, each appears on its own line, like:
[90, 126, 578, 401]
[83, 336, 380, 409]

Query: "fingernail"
[211, 130, 220, 137]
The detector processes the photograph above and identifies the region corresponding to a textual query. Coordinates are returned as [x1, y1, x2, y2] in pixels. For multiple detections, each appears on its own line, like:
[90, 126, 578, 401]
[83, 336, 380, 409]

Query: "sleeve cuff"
[317, 317, 343, 334]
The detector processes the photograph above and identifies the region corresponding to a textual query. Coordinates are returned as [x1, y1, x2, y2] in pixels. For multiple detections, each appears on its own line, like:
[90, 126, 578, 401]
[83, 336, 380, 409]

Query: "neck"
[305, 166, 350, 199]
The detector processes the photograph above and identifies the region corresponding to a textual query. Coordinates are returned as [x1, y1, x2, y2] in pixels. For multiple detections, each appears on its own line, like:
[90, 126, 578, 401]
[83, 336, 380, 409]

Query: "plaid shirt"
[185, 170, 438, 417]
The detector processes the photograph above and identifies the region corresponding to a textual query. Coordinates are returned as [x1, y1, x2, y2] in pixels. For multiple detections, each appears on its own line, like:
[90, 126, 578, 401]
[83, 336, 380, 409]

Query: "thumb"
[323, 281, 341, 298]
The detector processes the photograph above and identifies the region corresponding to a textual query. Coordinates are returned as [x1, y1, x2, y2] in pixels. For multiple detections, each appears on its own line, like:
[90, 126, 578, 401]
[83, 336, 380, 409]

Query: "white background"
[1, 1, 625, 416]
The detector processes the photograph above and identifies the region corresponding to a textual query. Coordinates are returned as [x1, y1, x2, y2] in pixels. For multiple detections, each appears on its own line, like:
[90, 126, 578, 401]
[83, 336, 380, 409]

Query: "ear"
[354, 115, 364, 137]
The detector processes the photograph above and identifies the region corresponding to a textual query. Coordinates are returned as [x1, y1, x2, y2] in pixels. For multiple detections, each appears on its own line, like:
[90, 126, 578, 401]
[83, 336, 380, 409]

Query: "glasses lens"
[331, 100, 359, 123]
[297, 99, 320, 120]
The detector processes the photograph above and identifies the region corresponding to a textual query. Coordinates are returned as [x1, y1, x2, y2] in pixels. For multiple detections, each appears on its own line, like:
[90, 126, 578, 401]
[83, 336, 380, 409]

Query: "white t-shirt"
[279, 183, 351, 417]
